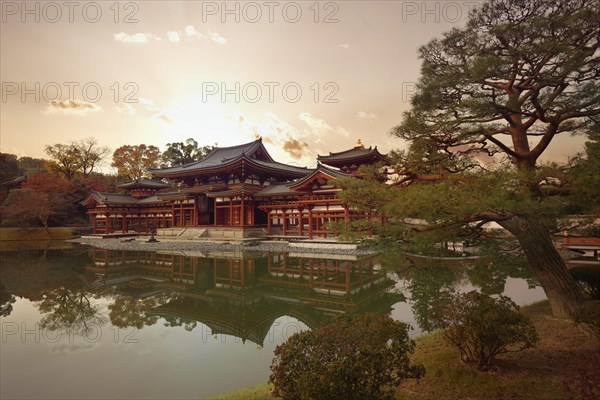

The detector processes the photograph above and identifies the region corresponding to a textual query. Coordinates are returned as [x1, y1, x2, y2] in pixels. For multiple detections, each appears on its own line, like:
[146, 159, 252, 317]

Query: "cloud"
[138, 97, 155, 107]
[299, 112, 331, 139]
[357, 111, 377, 122]
[337, 43, 350, 49]
[114, 32, 161, 43]
[114, 27, 226, 45]
[114, 104, 135, 115]
[45, 100, 102, 115]
[336, 126, 351, 138]
[298, 112, 350, 142]
[48, 342, 99, 354]
[208, 31, 227, 45]
[167, 31, 181, 43]
[185, 25, 204, 39]
[153, 113, 174, 124]
[283, 137, 310, 159]
[184, 25, 226, 44]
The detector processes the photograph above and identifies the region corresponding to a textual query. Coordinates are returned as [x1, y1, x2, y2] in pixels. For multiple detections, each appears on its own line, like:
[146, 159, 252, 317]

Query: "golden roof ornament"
[355, 138, 364, 148]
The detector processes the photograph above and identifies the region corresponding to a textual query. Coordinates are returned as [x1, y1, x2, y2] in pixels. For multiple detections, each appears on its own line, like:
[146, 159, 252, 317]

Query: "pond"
[0, 245, 546, 399]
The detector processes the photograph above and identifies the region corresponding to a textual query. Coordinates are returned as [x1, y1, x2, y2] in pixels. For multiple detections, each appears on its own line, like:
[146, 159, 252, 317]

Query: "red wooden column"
[267, 210, 272, 234]
[308, 207, 313, 239]
[179, 202, 184, 226]
[193, 196, 198, 226]
[298, 207, 303, 236]
[282, 209, 287, 236]
[229, 199, 233, 226]
[240, 196, 245, 227]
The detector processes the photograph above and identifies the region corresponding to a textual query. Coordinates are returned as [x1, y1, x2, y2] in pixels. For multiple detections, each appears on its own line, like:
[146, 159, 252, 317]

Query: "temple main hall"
[82, 138, 389, 239]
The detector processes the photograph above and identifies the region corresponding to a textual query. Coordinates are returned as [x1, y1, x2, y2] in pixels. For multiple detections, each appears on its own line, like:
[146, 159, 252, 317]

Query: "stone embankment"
[71, 237, 378, 256]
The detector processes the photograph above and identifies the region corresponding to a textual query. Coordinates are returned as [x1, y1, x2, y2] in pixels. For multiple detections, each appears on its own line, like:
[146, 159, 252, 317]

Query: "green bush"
[440, 291, 539, 370]
[269, 313, 425, 400]
[570, 267, 600, 300]
[574, 300, 600, 339]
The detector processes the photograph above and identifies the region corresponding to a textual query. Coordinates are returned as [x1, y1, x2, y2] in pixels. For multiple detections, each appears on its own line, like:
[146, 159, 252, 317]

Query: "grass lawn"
[0, 227, 77, 251]
[0, 227, 75, 241]
[209, 301, 600, 400]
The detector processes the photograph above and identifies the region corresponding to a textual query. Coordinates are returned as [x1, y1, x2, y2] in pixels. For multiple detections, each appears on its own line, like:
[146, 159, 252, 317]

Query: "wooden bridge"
[560, 237, 600, 269]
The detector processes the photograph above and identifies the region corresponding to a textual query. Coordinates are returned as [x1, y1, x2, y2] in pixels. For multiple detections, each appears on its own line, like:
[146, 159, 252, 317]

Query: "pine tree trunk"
[499, 217, 584, 318]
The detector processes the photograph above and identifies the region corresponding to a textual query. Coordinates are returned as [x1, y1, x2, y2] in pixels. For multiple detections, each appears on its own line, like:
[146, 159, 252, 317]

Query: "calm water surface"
[0, 245, 546, 399]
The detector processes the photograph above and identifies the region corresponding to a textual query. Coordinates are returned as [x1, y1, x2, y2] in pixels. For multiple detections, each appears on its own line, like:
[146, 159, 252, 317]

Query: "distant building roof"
[317, 142, 390, 168]
[117, 178, 172, 189]
[1, 175, 26, 187]
[81, 192, 140, 206]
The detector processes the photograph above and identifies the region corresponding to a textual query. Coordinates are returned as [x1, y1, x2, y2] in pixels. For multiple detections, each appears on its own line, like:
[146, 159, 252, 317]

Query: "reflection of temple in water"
[82, 249, 401, 345]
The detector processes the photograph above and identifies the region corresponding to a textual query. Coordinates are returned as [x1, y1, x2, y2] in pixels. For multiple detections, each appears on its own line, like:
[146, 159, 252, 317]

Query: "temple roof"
[117, 178, 172, 189]
[149, 138, 310, 179]
[317, 143, 390, 168]
[81, 191, 172, 206]
[254, 165, 351, 197]
[205, 184, 265, 198]
[253, 182, 296, 197]
[288, 164, 352, 190]
[0, 175, 26, 187]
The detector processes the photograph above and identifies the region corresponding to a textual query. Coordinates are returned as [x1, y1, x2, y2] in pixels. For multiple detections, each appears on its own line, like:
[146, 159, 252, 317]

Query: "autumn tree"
[45, 138, 109, 180]
[340, 0, 599, 317]
[1, 173, 78, 229]
[111, 144, 165, 180]
[26, 173, 77, 228]
[76, 138, 110, 177]
[162, 138, 215, 166]
[1, 189, 37, 228]
[0, 153, 20, 184]
[18, 156, 47, 176]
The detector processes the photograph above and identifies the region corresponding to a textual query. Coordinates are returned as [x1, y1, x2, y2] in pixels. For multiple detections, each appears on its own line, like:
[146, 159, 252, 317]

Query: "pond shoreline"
[70, 237, 379, 256]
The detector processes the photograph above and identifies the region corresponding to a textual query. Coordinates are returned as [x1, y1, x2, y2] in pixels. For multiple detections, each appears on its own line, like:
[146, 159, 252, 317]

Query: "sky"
[0, 0, 587, 171]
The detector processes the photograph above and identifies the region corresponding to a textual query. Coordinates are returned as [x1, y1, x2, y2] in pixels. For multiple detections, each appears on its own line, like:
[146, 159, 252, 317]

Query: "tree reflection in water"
[0, 279, 16, 317]
[37, 285, 107, 336]
[381, 246, 540, 333]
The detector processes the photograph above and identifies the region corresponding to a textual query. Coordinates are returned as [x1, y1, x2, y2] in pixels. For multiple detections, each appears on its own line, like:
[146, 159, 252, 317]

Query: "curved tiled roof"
[117, 178, 172, 189]
[254, 182, 296, 197]
[81, 192, 139, 206]
[288, 164, 352, 189]
[317, 145, 390, 166]
[150, 139, 274, 176]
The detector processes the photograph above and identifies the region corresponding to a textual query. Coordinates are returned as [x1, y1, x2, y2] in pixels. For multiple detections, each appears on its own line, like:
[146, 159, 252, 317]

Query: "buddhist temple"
[82, 138, 390, 238]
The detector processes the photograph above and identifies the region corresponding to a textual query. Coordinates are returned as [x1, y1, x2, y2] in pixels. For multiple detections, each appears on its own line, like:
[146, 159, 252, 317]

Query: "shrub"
[570, 267, 600, 300]
[573, 300, 600, 339]
[440, 291, 539, 370]
[269, 313, 425, 400]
